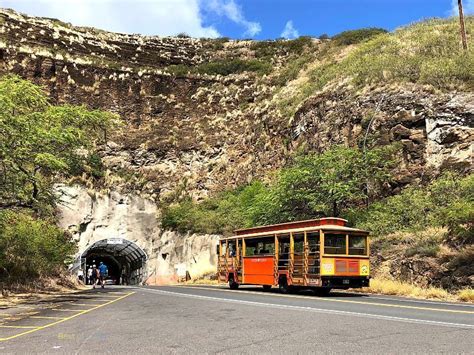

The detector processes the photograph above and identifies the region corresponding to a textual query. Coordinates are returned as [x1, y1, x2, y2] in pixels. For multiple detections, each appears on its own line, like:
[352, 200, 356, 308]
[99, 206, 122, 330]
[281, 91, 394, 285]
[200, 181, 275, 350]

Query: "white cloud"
[205, 0, 261, 37]
[450, 0, 474, 15]
[1, 0, 220, 37]
[280, 20, 299, 39]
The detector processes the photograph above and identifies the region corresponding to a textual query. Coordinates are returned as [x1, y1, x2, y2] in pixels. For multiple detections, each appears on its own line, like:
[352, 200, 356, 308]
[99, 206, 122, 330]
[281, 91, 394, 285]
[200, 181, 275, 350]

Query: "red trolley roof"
[234, 218, 348, 236]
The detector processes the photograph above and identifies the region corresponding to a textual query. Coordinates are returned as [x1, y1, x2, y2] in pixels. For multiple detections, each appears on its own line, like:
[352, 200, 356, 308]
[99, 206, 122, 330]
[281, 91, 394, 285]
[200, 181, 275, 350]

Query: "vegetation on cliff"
[277, 17, 474, 116]
[162, 145, 398, 234]
[163, 146, 472, 250]
[0, 76, 118, 283]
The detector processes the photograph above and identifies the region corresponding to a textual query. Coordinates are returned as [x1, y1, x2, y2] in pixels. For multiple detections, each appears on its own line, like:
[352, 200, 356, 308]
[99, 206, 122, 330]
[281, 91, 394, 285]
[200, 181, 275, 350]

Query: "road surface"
[0, 285, 473, 353]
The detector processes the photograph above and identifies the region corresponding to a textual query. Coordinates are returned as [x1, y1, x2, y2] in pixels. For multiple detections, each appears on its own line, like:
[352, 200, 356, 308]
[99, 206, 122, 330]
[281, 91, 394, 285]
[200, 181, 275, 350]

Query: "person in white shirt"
[87, 267, 93, 285]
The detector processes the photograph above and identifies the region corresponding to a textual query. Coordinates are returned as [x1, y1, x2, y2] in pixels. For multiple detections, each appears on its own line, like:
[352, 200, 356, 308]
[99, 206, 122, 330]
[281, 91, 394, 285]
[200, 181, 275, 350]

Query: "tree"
[266, 146, 397, 219]
[0, 75, 120, 213]
[0, 210, 77, 280]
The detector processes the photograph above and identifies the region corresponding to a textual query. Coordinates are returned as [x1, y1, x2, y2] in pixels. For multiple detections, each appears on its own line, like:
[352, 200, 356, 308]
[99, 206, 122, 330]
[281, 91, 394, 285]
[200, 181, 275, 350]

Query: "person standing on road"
[91, 264, 99, 289]
[98, 261, 108, 288]
[87, 266, 93, 285]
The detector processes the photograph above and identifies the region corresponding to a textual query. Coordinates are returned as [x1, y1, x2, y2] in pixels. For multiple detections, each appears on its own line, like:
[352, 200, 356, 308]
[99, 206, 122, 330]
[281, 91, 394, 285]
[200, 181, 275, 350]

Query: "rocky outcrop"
[57, 185, 219, 284]
[1, 9, 472, 201]
[292, 86, 473, 187]
[0, 8, 290, 201]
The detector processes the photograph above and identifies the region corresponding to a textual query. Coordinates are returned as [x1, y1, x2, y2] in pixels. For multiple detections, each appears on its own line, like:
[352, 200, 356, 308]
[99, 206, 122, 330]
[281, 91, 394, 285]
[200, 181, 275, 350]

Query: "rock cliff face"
[2, 9, 472, 200]
[0, 9, 293, 202]
[57, 185, 219, 284]
[292, 86, 473, 187]
[1, 9, 472, 284]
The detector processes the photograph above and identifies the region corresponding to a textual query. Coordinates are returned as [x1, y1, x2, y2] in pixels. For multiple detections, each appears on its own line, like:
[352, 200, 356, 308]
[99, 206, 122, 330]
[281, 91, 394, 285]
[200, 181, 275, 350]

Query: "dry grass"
[359, 277, 474, 303]
[0, 273, 84, 307]
[458, 289, 474, 302]
[184, 278, 219, 286]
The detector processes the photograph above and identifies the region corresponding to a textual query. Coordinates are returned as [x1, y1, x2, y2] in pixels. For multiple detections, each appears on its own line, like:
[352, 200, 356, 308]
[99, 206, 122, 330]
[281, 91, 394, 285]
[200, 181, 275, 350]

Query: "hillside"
[0, 9, 473, 292]
[1, 9, 472, 200]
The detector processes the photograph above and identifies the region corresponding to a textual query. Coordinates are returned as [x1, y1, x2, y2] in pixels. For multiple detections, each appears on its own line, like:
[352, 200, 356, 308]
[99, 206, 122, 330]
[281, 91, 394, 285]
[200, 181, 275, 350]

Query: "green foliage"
[355, 173, 474, 247]
[176, 32, 191, 38]
[405, 243, 440, 258]
[333, 18, 473, 89]
[162, 181, 268, 235]
[251, 36, 314, 58]
[272, 53, 313, 86]
[0, 211, 77, 280]
[0, 75, 119, 213]
[167, 58, 272, 76]
[162, 146, 397, 234]
[258, 145, 397, 221]
[280, 18, 474, 118]
[332, 28, 388, 46]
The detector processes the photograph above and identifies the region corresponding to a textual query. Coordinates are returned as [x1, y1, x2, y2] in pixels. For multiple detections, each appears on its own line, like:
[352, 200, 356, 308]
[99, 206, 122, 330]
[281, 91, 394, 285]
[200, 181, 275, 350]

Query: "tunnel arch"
[81, 238, 148, 285]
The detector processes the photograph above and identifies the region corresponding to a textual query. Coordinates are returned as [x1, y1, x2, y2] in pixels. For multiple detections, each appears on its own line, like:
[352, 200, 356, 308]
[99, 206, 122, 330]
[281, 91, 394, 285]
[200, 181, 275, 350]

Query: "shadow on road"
[214, 285, 369, 298]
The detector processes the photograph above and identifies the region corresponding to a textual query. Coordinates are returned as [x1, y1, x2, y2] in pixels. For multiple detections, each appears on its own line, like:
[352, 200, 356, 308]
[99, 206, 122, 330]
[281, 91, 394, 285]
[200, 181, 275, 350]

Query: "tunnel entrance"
[81, 238, 147, 285]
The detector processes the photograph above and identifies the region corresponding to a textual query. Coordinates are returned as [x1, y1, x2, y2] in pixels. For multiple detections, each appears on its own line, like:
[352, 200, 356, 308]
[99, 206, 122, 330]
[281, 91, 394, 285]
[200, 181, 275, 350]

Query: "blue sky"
[1, 0, 472, 39]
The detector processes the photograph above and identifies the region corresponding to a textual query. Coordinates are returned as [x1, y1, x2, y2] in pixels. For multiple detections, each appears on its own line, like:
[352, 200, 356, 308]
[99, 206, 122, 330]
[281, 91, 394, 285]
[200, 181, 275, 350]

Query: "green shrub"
[0, 211, 77, 281]
[196, 59, 272, 76]
[272, 54, 313, 86]
[280, 17, 474, 118]
[161, 181, 269, 235]
[355, 172, 474, 245]
[176, 32, 191, 38]
[332, 28, 388, 46]
[161, 146, 397, 233]
[405, 244, 440, 258]
[167, 59, 272, 77]
[0, 75, 119, 213]
[251, 36, 314, 58]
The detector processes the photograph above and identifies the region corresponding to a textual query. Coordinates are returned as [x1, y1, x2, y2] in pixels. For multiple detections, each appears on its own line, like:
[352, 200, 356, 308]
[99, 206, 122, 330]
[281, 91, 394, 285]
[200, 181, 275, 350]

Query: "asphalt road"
[0, 285, 473, 353]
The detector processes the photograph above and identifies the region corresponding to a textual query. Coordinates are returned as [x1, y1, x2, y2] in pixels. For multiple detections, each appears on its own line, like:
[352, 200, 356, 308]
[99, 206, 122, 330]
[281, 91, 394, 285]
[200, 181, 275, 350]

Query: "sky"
[1, 0, 473, 39]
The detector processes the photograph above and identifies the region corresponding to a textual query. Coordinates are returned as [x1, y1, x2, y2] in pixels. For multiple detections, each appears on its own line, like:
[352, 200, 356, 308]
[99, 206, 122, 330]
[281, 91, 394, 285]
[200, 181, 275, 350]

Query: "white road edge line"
[141, 288, 474, 330]
[346, 294, 474, 308]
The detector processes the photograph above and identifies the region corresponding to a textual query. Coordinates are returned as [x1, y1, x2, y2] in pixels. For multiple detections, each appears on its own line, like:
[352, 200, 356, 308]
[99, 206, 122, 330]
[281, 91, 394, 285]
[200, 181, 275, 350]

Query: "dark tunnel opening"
[81, 239, 147, 285]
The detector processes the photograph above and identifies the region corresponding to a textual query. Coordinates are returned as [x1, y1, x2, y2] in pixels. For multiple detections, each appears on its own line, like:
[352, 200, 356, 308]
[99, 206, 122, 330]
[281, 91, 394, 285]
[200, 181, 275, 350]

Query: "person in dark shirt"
[98, 262, 108, 289]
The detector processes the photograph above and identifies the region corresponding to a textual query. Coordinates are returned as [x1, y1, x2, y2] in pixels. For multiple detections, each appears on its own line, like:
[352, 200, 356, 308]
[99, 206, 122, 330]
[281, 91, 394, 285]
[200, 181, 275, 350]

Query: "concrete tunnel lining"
[81, 239, 148, 284]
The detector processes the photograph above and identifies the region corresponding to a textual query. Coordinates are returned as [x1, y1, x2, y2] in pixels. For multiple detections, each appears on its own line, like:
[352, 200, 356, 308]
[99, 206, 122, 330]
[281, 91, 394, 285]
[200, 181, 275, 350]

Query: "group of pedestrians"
[86, 262, 108, 289]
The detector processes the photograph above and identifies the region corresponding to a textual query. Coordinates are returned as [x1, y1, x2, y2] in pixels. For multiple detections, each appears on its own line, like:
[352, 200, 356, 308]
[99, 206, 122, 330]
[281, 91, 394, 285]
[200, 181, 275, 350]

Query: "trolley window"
[324, 233, 346, 255]
[245, 236, 274, 256]
[349, 235, 367, 255]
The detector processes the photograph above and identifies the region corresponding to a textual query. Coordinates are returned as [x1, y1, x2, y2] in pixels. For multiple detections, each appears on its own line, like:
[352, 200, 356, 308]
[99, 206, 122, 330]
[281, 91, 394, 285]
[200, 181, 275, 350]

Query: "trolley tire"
[262, 285, 272, 291]
[229, 280, 239, 290]
[279, 280, 289, 294]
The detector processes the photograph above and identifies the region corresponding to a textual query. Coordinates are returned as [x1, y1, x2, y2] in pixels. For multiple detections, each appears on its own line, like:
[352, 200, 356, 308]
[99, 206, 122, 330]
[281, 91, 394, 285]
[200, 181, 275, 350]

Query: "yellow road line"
[52, 309, 88, 312]
[177, 286, 474, 315]
[0, 292, 135, 342]
[0, 325, 38, 329]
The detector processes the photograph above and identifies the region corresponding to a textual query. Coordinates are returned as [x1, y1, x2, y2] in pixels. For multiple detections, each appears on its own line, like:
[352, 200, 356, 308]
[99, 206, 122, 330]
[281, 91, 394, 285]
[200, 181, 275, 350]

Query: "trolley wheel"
[229, 280, 239, 290]
[262, 285, 272, 291]
[279, 279, 289, 294]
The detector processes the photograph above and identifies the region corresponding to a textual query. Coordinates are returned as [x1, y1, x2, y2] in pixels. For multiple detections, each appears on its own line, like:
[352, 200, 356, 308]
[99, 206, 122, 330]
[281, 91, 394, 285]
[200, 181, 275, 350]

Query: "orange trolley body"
[217, 218, 370, 293]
